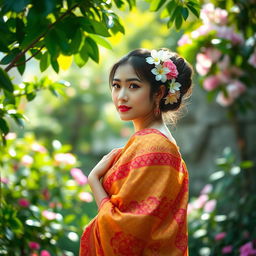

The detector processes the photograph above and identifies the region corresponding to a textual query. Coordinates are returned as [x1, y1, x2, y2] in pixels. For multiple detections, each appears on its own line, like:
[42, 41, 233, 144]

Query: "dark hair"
[109, 48, 193, 123]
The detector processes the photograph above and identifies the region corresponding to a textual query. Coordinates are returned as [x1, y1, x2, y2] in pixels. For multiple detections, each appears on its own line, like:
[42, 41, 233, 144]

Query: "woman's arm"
[88, 148, 121, 208]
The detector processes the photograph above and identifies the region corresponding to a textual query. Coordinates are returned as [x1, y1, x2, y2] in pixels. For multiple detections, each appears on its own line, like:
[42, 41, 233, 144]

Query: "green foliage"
[0, 133, 95, 255]
[0, 0, 200, 141]
[188, 148, 256, 255]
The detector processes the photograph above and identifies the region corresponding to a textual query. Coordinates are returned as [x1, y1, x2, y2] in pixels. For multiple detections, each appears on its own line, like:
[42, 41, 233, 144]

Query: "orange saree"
[80, 128, 189, 256]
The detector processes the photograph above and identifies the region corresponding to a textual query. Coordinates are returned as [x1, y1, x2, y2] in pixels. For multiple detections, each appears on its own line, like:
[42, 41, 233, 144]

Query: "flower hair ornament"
[146, 49, 181, 105]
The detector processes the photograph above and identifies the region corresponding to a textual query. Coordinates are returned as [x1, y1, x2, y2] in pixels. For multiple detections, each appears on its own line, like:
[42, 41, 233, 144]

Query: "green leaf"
[0, 67, 14, 92]
[0, 118, 9, 135]
[40, 52, 50, 72]
[187, 3, 200, 18]
[12, 113, 26, 127]
[80, 44, 89, 63]
[26, 92, 36, 101]
[175, 14, 183, 30]
[74, 53, 86, 68]
[44, 30, 60, 59]
[89, 34, 112, 50]
[181, 7, 189, 20]
[150, 0, 166, 11]
[240, 161, 254, 169]
[85, 37, 99, 63]
[89, 20, 111, 37]
[2, 0, 29, 13]
[70, 29, 83, 54]
[51, 57, 59, 73]
[17, 54, 26, 75]
[113, 0, 125, 8]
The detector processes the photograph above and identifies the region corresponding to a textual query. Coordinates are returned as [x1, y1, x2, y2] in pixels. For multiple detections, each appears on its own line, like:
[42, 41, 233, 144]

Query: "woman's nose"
[118, 88, 128, 101]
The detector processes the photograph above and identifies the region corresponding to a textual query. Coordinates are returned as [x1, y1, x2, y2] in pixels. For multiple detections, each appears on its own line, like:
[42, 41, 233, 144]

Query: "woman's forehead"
[113, 63, 138, 79]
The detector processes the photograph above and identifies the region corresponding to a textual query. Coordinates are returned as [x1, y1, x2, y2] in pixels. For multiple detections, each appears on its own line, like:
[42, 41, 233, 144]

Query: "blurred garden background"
[0, 0, 256, 255]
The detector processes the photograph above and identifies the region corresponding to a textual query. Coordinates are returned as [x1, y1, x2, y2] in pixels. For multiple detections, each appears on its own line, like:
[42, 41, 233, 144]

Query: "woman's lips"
[118, 106, 132, 112]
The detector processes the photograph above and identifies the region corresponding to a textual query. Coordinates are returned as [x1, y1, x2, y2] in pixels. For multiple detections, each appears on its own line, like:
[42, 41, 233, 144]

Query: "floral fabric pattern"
[80, 128, 189, 256]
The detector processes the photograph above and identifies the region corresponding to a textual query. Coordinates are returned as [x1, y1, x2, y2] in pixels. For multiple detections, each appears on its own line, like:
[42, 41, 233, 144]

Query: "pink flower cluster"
[78, 192, 93, 202]
[200, 3, 228, 25]
[70, 168, 88, 185]
[240, 241, 256, 256]
[196, 48, 221, 76]
[18, 198, 30, 208]
[188, 184, 216, 214]
[178, 4, 244, 47]
[216, 80, 246, 107]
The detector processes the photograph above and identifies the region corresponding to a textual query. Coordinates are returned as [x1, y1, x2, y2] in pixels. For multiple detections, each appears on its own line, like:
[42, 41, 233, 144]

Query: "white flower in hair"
[151, 64, 170, 83]
[168, 78, 181, 93]
[158, 49, 173, 61]
[146, 50, 162, 65]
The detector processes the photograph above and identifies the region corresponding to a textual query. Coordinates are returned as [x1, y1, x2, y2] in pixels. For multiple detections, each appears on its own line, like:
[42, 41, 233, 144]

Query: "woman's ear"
[155, 85, 166, 101]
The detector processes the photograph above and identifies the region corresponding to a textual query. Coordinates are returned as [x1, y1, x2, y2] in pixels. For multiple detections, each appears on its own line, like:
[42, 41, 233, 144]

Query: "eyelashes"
[111, 83, 140, 89]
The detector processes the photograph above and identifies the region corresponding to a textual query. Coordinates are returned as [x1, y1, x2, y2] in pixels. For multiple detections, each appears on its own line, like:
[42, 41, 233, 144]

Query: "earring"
[154, 102, 161, 116]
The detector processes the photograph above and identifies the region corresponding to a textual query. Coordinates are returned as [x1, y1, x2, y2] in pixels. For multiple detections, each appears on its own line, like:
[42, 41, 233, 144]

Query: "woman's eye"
[130, 83, 140, 89]
[112, 83, 120, 88]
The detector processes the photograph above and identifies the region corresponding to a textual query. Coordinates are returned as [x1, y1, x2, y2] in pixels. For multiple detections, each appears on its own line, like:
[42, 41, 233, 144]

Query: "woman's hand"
[88, 148, 121, 180]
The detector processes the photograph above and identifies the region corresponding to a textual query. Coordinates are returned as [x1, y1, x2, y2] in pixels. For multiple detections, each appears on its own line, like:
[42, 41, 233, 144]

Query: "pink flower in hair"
[163, 60, 179, 79]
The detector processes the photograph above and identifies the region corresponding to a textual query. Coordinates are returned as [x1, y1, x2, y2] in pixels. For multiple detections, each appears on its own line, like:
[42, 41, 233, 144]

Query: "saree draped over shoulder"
[80, 128, 189, 256]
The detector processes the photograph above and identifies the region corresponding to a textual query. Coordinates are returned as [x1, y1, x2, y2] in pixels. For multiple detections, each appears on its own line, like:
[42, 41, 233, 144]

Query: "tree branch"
[5, 4, 79, 72]
[14, 45, 45, 67]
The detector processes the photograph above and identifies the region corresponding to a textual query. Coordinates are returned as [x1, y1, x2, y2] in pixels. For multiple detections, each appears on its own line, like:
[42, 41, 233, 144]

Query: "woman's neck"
[133, 116, 164, 132]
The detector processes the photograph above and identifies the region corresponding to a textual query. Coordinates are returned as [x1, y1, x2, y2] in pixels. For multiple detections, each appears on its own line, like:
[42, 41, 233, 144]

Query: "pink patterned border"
[103, 152, 183, 191]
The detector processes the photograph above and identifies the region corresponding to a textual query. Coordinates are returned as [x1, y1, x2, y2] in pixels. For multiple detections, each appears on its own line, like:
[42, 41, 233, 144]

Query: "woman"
[80, 48, 193, 256]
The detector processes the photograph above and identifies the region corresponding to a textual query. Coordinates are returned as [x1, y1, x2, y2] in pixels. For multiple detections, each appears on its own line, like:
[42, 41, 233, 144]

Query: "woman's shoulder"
[127, 128, 181, 157]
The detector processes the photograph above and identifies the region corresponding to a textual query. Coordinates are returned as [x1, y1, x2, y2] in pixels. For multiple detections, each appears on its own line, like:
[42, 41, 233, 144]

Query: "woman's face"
[111, 63, 155, 122]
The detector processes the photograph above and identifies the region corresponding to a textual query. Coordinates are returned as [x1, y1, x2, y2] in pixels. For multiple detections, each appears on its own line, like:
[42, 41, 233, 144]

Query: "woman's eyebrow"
[113, 78, 142, 82]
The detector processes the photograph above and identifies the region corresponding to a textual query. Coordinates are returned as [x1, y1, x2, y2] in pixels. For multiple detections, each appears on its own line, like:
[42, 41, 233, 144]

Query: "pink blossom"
[5, 132, 17, 140]
[193, 194, 209, 209]
[216, 80, 246, 107]
[200, 4, 228, 25]
[196, 53, 212, 76]
[191, 24, 215, 39]
[40, 250, 51, 256]
[203, 75, 220, 91]
[79, 192, 93, 202]
[163, 60, 179, 79]
[18, 198, 30, 207]
[42, 210, 57, 220]
[31, 143, 47, 153]
[222, 245, 233, 254]
[203, 199, 216, 212]
[205, 48, 222, 63]
[70, 168, 88, 185]
[248, 50, 256, 68]
[0, 177, 9, 184]
[215, 232, 226, 241]
[54, 153, 76, 165]
[200, 184, 213, 195]
[216, 26, 244, 45]
[177, 34, 192, 46]
[239, 241, 256, 256]
[29, 241, 40, 250]
[21, 155, 33, 166]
